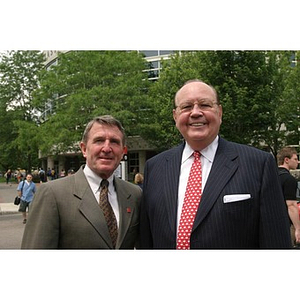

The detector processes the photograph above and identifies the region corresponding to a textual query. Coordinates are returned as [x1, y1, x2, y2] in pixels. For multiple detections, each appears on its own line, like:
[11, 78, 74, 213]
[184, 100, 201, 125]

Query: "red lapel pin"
[126, 207, 131, 213]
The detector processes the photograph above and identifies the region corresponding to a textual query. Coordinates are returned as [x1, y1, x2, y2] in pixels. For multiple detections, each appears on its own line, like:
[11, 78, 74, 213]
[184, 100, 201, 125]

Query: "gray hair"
[81, 115, 126, 145]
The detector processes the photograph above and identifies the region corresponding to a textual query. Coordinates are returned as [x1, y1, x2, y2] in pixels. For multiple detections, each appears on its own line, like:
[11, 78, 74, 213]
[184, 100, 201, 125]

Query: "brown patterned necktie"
[99, 179, 118, 248]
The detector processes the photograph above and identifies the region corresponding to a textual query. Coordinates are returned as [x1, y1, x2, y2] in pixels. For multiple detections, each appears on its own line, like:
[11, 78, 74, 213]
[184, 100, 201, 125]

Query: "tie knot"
[193, 151, 201, 160]
[100, 179, 109, 188]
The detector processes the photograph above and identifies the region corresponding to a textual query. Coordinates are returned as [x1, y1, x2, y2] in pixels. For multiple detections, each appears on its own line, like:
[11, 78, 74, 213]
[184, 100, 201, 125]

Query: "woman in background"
[134, 173, 144, 190]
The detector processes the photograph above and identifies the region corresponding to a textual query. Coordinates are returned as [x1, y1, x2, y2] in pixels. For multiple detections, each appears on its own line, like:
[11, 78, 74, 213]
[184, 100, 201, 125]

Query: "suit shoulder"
[223, 139, 272, 158]
[146, 144, 184, 164]
[45, 174, 75, 186]
[115, 178, 142, 194]
[37, 175, 75, 194]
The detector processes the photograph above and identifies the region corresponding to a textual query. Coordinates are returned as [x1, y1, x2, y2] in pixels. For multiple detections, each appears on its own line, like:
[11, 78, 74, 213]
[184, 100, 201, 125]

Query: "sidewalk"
[0, 182, 22, 215]
[0, 203, 20, 215]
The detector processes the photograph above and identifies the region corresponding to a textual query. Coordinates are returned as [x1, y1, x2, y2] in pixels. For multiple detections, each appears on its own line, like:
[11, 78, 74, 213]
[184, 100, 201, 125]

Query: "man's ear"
[80, 142, 87, 158]
[173, 108, 177, 122]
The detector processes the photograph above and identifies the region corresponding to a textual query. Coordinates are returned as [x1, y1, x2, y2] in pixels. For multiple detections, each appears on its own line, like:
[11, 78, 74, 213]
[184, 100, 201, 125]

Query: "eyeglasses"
[176, 100, 218, 113]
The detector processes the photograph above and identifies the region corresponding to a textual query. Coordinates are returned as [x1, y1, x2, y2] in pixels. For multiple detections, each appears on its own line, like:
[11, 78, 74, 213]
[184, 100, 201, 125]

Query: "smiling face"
[173, 81, 223, 151]
[80, 123, 125, 179]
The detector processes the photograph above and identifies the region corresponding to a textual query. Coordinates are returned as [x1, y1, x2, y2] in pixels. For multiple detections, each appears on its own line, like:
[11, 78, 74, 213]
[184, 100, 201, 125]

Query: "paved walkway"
[0, 202, 20, 215]
[0, 181, 42, 215]
[0, 182, 20, 214]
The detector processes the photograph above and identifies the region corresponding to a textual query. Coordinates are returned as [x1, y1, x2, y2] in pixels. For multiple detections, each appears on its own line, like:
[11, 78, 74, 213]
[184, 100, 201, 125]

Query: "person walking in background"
[277, 147, 300, 248]
[139, 79, 291, 249]
[134, 173, 144, 190]
[59, 169, 66, 178]
[46, 168, 52, 181]
[67, 169, 75, 176]
[16, 169, 22, 183]
[17, 174, 36, 224]
[38, 168, 46, 183]
[21, 115, 142, 249]
[50, 168, 56, 180]
[4, 169, 12, 186]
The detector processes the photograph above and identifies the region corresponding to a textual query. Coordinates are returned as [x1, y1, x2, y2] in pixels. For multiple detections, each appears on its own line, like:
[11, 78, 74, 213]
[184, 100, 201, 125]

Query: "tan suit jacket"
[21, 166, 142, 249]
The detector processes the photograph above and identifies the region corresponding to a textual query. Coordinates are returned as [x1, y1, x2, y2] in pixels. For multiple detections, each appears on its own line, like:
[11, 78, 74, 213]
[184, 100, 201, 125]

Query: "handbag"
[14, 196, 21, 205]
[14, 180, 25, 205]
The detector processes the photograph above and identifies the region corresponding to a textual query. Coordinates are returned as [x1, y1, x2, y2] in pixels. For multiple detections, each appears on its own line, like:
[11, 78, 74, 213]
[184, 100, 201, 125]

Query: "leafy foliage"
[146, 51, 300, 155]
[0, 50, 299, 172]
[0, 51, 45, 171]
[33, 51, 151, 155]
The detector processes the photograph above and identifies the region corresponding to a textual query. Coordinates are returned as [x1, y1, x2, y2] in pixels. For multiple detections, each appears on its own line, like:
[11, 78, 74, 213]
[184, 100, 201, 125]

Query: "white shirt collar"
[83, 165, 114, 195]
[201, 135, 219, 162]
[182, 136, 219, 163]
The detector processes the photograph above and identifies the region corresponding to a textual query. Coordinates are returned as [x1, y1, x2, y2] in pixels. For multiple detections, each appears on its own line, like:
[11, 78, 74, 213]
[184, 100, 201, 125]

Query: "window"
[140, 50, 159, 57]
[128, 152, 139, 181]
[159, 50, 174, 55]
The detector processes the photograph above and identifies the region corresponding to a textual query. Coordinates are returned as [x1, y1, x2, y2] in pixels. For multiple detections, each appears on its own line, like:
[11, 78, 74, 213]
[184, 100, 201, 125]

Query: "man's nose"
[102, 140, 112, 152]
[191, 104, 203, 115]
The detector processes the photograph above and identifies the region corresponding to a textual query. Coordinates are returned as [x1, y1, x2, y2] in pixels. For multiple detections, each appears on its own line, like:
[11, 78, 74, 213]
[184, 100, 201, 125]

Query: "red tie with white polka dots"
[177, 151, 202, 250]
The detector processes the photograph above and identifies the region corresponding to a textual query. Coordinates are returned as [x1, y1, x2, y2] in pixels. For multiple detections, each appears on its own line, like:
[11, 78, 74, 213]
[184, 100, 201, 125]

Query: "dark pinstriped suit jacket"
[139, 137, 292, 249]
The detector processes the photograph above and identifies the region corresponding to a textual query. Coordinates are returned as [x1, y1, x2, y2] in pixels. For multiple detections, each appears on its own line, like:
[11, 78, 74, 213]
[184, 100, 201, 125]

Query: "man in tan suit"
[21, 115, 142, 249]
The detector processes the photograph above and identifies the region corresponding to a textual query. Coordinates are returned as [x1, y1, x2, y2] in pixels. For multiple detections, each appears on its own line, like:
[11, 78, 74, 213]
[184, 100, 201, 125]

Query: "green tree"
[250, 51, 294, 156]
[33, 51, 151, 155]
[145, 50, 298, 154]
[0, 99, 15, 171]
[279, 51, 300, 153]
[0, 50, 45, 171]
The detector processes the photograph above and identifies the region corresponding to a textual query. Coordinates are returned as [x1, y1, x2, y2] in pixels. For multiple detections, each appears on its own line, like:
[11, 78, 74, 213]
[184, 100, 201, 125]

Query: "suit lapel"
[75, 167, 113, 248]
[164, 144, 184, 234]
[193, 138, 239, 230]
[114, 178, 134, 248]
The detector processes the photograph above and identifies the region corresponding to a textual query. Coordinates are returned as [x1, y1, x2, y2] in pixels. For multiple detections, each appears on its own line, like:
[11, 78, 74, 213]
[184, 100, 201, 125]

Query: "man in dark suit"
[139, 79, 291, 249]
[22, 115, 142, 249]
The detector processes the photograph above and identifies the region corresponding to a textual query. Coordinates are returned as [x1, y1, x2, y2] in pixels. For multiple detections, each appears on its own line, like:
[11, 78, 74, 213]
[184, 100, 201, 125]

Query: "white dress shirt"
[176, 136, 219, 232]
[83, 165, 120, 227]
